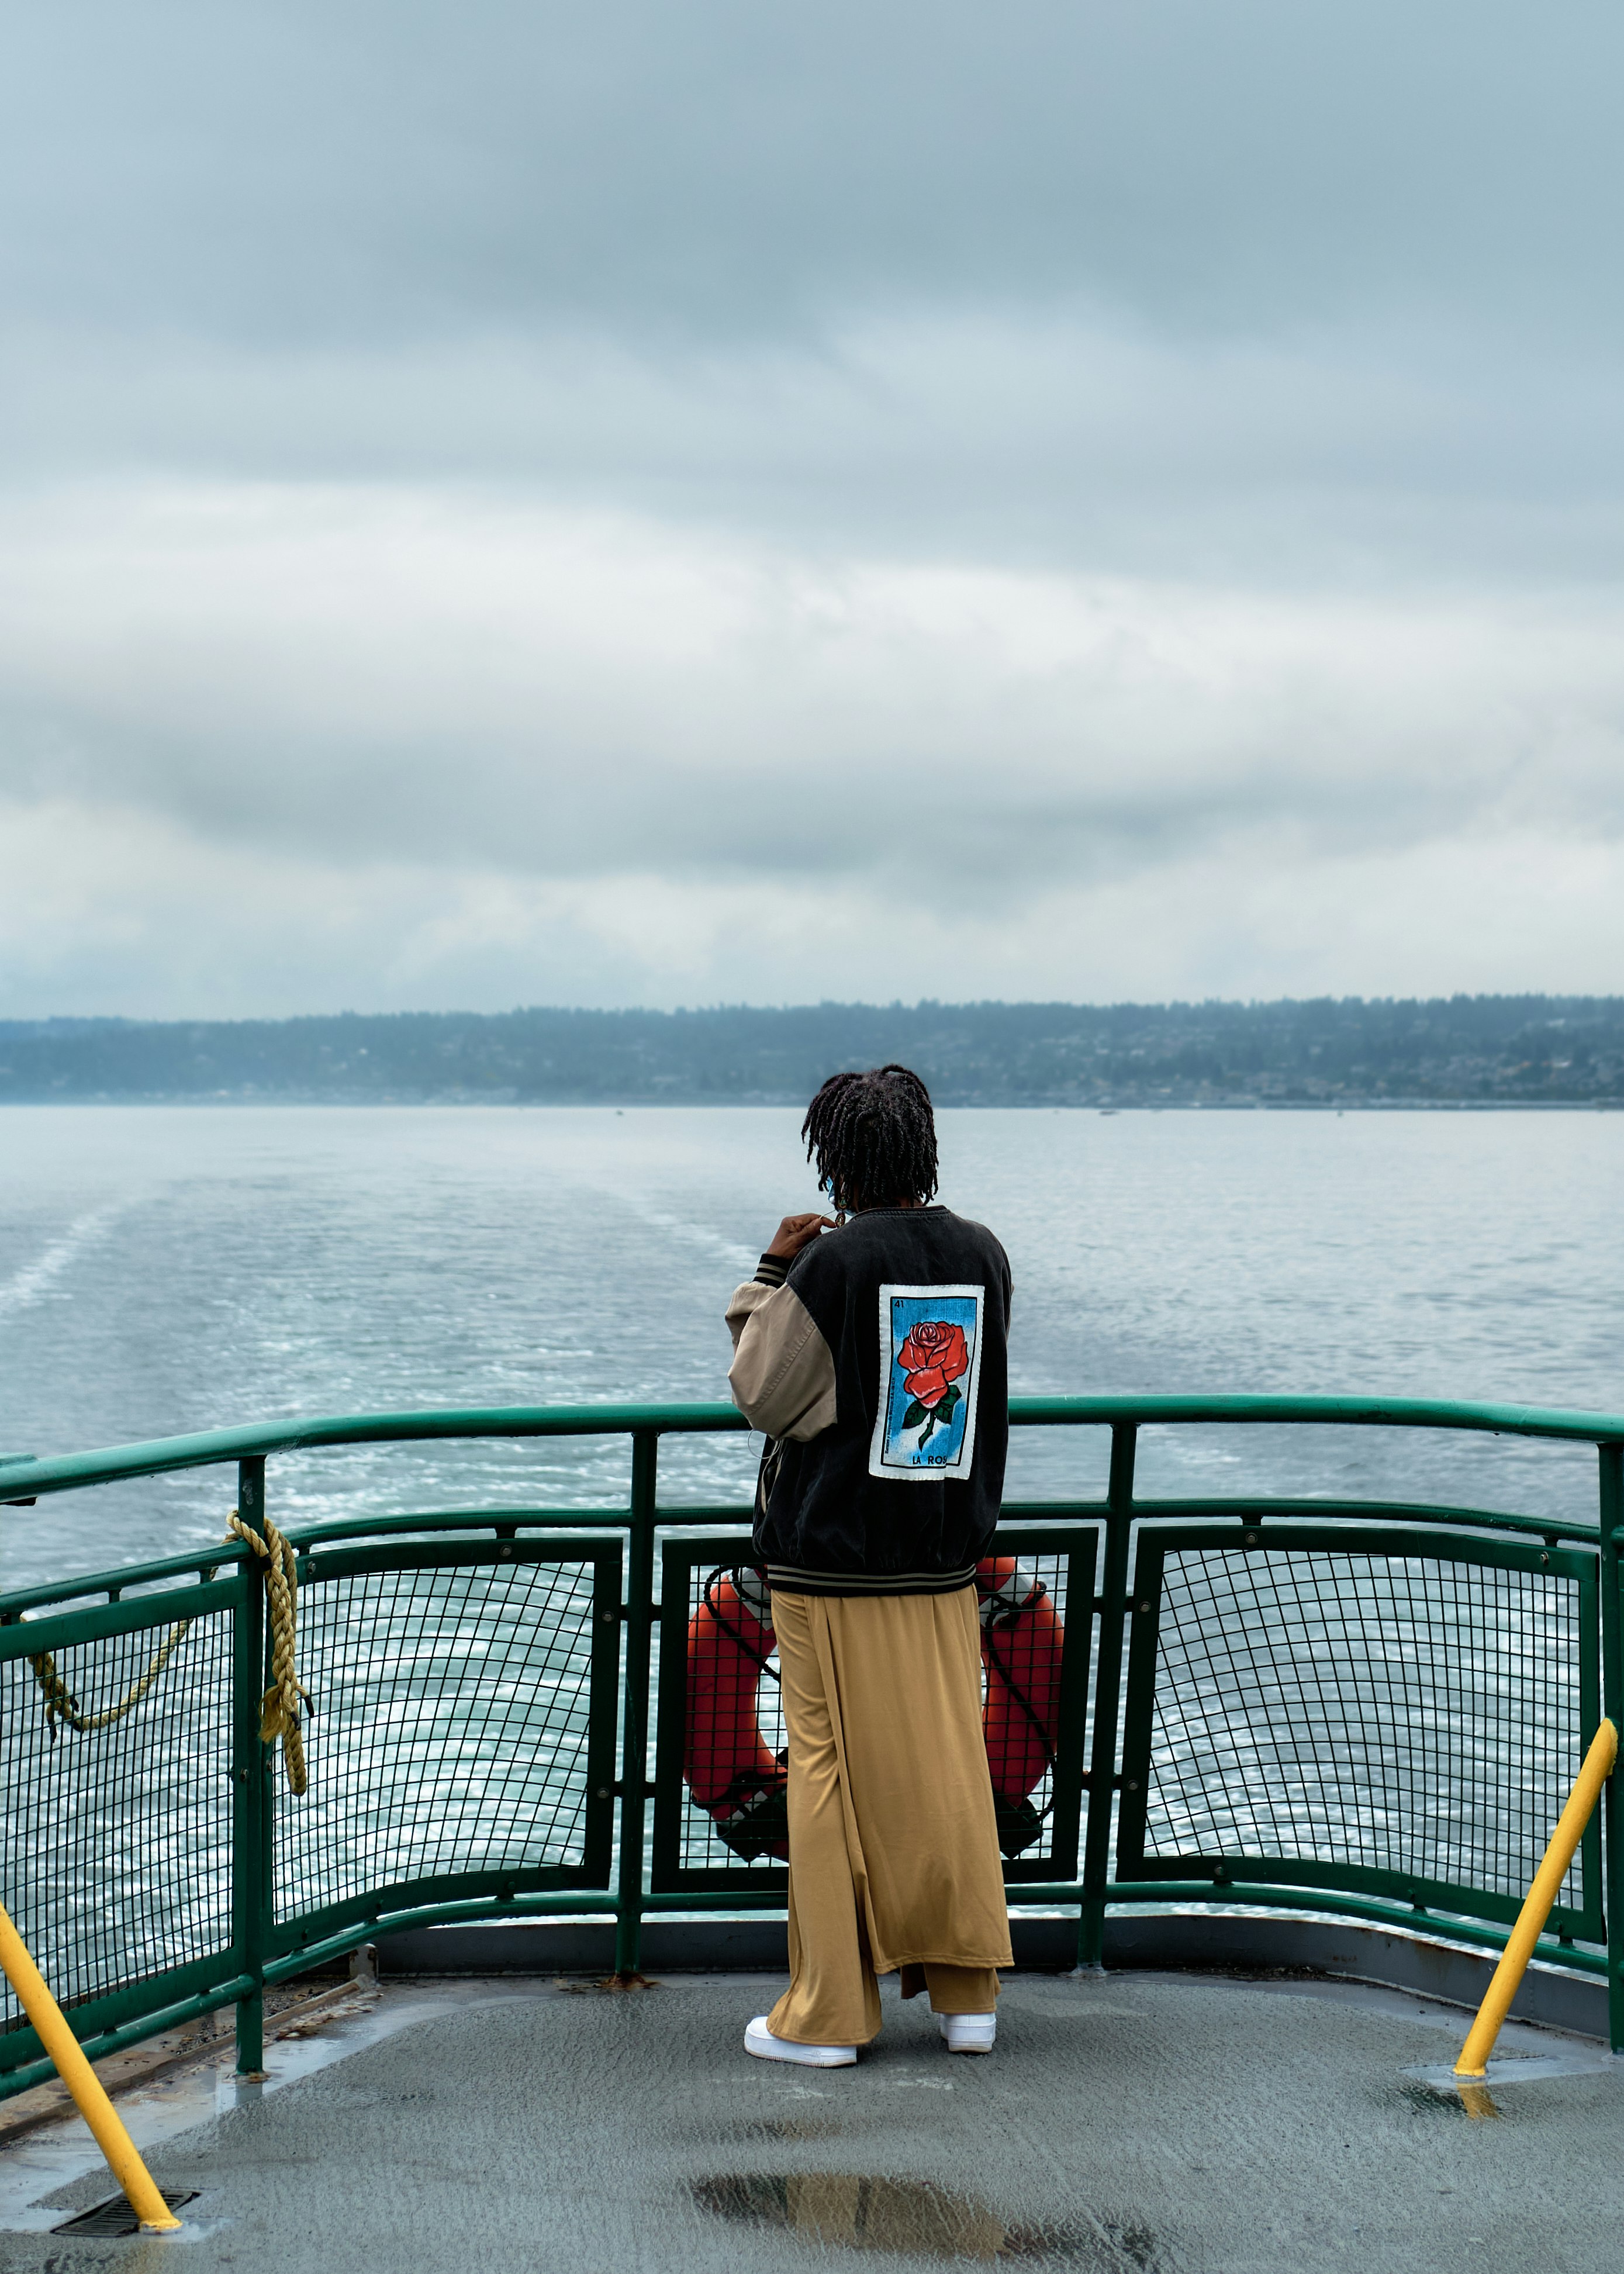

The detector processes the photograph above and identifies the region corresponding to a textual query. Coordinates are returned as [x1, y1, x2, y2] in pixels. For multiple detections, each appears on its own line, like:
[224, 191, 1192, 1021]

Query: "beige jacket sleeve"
[725, 1279, 838, 1442]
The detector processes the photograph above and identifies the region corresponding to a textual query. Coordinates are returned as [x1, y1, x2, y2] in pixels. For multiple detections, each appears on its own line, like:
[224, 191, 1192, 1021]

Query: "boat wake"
[0, 1208, 123, 1318]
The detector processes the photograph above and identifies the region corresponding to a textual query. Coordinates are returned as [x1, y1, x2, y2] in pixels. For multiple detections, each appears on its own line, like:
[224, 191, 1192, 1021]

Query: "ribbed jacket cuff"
[764, 1563, 979, 1597]
[754, 1253, 789, 1287]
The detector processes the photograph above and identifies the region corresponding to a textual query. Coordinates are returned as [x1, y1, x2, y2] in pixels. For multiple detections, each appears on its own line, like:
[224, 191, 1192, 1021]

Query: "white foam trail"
[0, 1207, 121, 1316]
[631, 1205, 757, 1276]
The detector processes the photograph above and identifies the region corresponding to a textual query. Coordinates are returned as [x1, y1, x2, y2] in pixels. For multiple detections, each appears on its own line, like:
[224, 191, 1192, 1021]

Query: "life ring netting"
[683, 1559, 1065, 1863]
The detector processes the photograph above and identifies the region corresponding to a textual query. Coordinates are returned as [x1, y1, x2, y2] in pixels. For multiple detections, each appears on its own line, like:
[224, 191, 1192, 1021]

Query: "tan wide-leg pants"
[766, 1586, 1013, 2047]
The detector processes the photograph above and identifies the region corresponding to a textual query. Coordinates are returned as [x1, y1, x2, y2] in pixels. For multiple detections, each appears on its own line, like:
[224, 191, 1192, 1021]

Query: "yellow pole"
[0, 1902, 182, 2232]
[1455, 1716, 1618, 2079]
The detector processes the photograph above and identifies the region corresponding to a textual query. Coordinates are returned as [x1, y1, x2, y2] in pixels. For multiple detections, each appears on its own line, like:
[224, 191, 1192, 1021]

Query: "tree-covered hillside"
[1, 997, 1621, 1105]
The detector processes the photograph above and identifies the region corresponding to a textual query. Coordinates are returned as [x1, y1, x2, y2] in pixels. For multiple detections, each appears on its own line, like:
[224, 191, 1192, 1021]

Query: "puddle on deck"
[1397, 2046, 1620, 2123]
[692, 2173, 1166, 2268]
[1399, 2081, 1503, 2121]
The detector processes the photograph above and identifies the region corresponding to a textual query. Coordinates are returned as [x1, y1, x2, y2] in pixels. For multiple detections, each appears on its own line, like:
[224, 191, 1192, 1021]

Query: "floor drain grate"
[53, 2189, 198, 2235]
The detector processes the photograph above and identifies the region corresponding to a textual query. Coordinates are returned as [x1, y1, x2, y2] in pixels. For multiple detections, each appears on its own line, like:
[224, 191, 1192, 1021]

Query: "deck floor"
[4, 1969, 1622, 2272]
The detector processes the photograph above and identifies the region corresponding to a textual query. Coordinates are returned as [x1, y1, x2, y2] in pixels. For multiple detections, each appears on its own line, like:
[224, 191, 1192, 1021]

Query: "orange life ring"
[684, 1558, 1065, 1862]
[976, 1556, 1066, 1857]
[686, 1567, 788, 1861]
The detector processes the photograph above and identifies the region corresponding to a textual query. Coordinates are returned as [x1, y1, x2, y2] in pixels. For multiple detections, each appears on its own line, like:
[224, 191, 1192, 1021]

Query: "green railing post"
[614, 1430, 658, 1979]
[1599, 1442, 1624, 2054]
[232, 1457, 269, 2073]
[1077, 1423, 1136, 1968]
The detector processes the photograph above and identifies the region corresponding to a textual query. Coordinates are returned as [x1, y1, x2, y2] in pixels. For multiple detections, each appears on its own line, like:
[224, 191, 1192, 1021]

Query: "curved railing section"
[1, 1394, 1620, 2097]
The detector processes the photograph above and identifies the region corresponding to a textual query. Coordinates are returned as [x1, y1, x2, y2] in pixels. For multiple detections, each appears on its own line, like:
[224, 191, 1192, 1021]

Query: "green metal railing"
[1, 1394, 1621, 2099]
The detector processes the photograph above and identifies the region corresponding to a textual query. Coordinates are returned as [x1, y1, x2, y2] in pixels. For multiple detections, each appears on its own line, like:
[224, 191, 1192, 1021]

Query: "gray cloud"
[2, 483, 1619, 871]
[8, 1, 1619, 344]
[7, 315, 1624, 586]
[8, 0, 1623, 579]
[2, 0, 1622, 1014]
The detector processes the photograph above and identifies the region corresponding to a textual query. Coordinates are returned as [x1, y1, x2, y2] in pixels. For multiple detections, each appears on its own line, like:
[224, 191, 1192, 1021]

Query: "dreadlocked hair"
[801, 1065, 939, 1214]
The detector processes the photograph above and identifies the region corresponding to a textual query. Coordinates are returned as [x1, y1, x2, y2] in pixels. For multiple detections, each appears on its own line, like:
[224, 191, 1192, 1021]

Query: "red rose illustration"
[897, 1320, 969, 1408]
[896, 1320, 970, 1446]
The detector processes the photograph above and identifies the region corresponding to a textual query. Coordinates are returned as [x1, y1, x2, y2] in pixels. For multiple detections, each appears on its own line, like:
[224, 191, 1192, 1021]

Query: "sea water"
[1, 1104, 1622, 1595]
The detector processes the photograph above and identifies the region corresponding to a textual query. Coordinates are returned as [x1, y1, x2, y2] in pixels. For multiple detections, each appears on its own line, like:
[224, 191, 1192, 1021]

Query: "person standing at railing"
[724, 1064, 1013, 2066]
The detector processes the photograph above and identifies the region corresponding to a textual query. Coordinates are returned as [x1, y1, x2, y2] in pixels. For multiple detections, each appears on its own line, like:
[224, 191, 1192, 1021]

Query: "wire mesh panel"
[273, 1543, 617, 1935]
[977, 1535, 1092, 1881]
[1117, 1526, 1602, 1933]
[651, 1529, 1094, 1893]
[0, 1590, 235, 2051]
[657, 1546, 787, 1889]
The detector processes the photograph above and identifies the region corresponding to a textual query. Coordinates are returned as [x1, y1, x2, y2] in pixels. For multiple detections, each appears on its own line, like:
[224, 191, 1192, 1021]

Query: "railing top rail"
[4, 1392, 1623, 1501]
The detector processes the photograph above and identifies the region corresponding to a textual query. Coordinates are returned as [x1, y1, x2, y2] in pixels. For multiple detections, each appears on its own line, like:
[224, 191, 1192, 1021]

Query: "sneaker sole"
[745, 2027, 856, 2068]
[746, 2044, 856, 2066]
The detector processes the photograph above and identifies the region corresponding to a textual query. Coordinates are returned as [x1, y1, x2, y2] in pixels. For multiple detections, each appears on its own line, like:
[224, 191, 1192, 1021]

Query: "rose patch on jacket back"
[869, 1283, 986, 1481]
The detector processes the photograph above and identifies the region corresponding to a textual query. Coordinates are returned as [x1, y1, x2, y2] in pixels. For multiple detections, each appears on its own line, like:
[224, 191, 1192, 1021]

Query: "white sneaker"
[937, 2012, 996, 2054]
[745, 2016, 856, 2067]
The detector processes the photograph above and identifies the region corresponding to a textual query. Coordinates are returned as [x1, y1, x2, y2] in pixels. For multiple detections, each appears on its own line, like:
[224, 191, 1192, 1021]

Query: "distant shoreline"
[4, 995, 1621, 1110]
[2, 1095, 1620, 1112]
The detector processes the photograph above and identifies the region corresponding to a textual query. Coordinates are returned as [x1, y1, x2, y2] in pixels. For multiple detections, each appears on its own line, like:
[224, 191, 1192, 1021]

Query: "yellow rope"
[29, 1622, 192, 1737]
[225, 1511, 312, 1796]
[26, 1513, 312, 1800]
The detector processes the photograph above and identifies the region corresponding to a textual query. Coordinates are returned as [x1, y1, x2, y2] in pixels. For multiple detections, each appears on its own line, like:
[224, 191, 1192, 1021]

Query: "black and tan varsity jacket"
[725, 1205, 1012, 1596]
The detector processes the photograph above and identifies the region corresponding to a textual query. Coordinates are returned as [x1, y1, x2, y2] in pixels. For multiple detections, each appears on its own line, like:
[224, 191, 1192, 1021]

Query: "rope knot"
[226, 1511, 313, 1796]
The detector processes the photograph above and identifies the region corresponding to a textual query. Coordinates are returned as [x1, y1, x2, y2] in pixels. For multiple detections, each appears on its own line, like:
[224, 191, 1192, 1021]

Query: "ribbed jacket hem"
[764, 1562, 977, 1598]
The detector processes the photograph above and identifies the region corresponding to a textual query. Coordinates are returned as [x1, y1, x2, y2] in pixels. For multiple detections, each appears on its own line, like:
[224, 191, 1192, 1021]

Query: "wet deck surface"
[4, 1969, 1622, 2273]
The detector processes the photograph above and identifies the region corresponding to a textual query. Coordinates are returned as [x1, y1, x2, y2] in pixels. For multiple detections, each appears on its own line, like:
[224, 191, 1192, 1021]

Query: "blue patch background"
[879, 1291, 980, 1471]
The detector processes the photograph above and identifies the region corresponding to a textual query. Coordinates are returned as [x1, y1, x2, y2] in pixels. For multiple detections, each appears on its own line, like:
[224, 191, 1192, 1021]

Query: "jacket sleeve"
[725, 1276, 838, 1442]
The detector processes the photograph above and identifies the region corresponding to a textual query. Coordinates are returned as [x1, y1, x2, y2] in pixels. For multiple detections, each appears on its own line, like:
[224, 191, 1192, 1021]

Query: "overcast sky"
[3, 0, 1621, 1016]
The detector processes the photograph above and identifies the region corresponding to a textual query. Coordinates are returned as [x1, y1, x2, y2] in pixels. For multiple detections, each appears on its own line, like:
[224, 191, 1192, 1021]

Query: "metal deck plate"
[53, 2187, 197, 2235]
